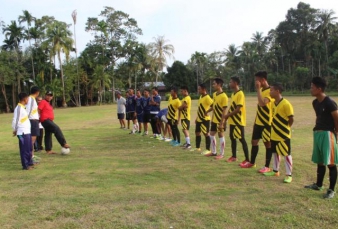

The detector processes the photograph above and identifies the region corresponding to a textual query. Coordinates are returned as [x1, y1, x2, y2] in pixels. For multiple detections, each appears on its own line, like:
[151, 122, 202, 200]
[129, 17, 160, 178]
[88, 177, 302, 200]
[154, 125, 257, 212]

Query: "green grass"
[0, 97, 338, 229]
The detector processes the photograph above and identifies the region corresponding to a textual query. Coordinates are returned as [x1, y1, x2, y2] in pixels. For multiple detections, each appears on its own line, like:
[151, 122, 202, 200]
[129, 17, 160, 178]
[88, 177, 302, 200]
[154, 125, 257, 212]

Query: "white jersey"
[117, 97, 126, 114]
[12, 103, 31, 135]
[26, 96, 39, 120]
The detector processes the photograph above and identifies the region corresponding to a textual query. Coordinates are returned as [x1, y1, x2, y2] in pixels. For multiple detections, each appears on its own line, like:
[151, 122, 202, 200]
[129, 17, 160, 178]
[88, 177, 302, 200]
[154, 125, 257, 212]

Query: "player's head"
[170, 86, 178, 97]
[136, 89, 141, 97]
[212, 77, 224, 91]
[116, 91, 121, 98]
[255, 71, 268, 86]
[152, 87, 158, 96]
[18, 92, 29, 105]
[180, 86, 189, 96]
[198, 83, 207, 95]
[229, 76, 240, 90]
[36, 96, 43, 104]
[30, 86, 40, 97]
[128, 88, 134, 96]
[270, 82, 284, 98]
[143, 89, 150, 97]
[311, 77, 327, 96]
[45, 91, 53, 102]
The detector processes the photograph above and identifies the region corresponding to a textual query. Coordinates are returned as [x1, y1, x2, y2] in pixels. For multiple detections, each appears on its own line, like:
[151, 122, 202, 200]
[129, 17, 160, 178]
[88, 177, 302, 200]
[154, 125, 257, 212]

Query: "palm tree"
[223, 44, 240, 73]
[251, 31, 267, 57]
[190, 51, 207, 91]
[72, 10, 81, 107]
[45, 20, 74, 107]
[19, 10, 36, 79]
[92, 65, 111, 104]
[148, 35, 175, 83]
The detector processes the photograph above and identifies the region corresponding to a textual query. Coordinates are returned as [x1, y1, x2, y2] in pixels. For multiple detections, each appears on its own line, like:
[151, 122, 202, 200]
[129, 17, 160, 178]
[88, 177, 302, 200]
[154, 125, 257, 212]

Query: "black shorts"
[30, 120, 40, 137]
[126, 112, 136, 121]
[117, 113, 125, 120]
[271, 139, 291, 156]
[229, 125, 245, 140]
[210, 122, 225, 132]
[252, 124, 271, 142]
[143, 113, 152, 123]
[195, 120, 210, 134]
[137, 113, 144, 123]
[181, 119, 190, 130]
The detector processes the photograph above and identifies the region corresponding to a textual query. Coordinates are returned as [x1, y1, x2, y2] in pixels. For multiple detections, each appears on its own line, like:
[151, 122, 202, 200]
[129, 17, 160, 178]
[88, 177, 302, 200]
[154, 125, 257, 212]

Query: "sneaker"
[258, 167, 271, 173]
[156, 135, 162, 140]
[181, 143, 188, 148]
[201, 150, 211, 155]
[227, 156, 237, 162]
[240, 162, 256, 168]
[183, 144, 192, 150]
[204, 152, 217, 157]
[142, 132, 148, 136]
[158, 136, 165, 140]
[264, 171, 280, 176]
[215, 155, 224, 160]
[129, 131, 135, 135]
[284, 176, 292, 183]
[239, 160, 249, 166]
[173, 142, 181, 147]
[32, 156, 41, 163]
[170, 140, 176, 145]
[190, 148, 201, 152]
[150, 135, 156, 138]
[304, 183, 324, 191]
[165, 138, 172, 142]
[323, 189, 335, 199]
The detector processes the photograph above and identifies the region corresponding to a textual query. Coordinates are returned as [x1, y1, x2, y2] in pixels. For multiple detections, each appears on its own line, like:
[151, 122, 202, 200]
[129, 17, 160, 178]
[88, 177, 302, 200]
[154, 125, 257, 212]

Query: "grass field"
[0, 96, 338, 229]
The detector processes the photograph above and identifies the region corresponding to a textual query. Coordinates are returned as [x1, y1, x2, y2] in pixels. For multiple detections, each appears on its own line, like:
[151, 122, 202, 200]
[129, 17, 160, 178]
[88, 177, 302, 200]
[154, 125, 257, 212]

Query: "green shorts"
[312, 131, 338, 165]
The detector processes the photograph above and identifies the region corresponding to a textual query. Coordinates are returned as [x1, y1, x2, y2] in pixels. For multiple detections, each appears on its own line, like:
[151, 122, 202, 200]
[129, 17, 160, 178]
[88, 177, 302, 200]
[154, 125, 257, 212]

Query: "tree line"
[1, 2, 338, 112]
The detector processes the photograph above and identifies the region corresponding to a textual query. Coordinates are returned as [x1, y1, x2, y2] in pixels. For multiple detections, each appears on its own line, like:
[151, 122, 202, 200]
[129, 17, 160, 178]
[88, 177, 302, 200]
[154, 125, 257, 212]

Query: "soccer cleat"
[156, 135, 162, 140]
[181, 143, 188, 148]
[183, 144, 192, 150]
[284, 176, 292, 183]
[227, 156, 237, 162]
[215, 155, 224, 160]
[170, 140, 176, 145]
[173, 142, 181, 147]
[264, 171, 280, 176]
[190, 148, 201, 152]
[165, 138, 172, 142]
[239, 160, 249, 166]
[240, 162, 256, 168]
[323, 189, 335, 199]
[304, 183, 324, 191]
[204, 152, 217, 157]
[201, 150, 211, 155]
[258, 167, 271, 173]
[158, 136, 165, 140]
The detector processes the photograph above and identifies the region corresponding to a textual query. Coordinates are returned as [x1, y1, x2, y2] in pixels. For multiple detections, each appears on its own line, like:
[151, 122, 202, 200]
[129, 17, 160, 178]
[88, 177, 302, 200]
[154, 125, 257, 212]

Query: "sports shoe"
[204, 152, 217, 157]
[227, 156, 237, 162]
[158, 136, 165, 140]
[201, 150, 211, 155]
[142, 132, 148, 136]
[240, 162, 256, 168]
[258, 167, 271, 173]
[239, 160, 249, 166]
[190, 148, 201, 152]
[173, 142, 181, 147]
[304, 183, 324, 191]
[156, 135, 162, 140]
[32, 156, 41, 163]
[183, 144, 191, 150]
[181, 143, 188, 148]
[170, 140, 176, 145]
[323, 189, 335, 199]
[215, 155, 224, 160]
[264, 171, 280, 176]
[284, 176, 292, 183]
[165, 138, 172, 142]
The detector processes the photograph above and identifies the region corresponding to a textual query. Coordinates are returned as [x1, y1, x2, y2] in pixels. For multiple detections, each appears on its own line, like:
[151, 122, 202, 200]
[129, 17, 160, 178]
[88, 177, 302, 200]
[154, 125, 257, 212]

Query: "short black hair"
[171, 86, 178, 94]
[213, 77, 224, 86]
[255, 71, 268, 80]
[230, 76, 240, 85]
[199, 83, 207, 90]
[30, 86, 40, 94]
[144, 88, 150, 92]
[271, 82, 284, 93]
[180, 86, 189, 92]
[312, 77, 327, 92]
[18, 92, 28, 101]
[152, 87, 158, 92]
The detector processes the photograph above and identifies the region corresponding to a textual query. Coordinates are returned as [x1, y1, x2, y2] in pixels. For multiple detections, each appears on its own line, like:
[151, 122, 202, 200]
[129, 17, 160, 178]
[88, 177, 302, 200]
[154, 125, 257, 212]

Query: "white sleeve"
[12, 107, 19, 131]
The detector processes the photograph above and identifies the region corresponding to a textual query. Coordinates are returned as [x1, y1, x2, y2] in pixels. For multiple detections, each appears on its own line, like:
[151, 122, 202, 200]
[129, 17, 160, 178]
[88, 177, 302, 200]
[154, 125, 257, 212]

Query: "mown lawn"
[0, 96, 337, 229]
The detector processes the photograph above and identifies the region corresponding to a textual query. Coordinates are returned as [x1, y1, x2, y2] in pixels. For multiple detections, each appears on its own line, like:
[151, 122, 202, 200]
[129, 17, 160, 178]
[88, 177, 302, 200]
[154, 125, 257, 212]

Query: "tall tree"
[72, 10, 81, 107]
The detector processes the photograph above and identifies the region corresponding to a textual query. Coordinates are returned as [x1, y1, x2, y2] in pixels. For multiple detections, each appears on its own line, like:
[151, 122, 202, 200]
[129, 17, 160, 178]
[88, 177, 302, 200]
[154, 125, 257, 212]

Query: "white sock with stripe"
[285, 155, 293, 176]
[210, 135, 216, 154]
[273, 153, 281, 172]
[219, 137, 225, 156]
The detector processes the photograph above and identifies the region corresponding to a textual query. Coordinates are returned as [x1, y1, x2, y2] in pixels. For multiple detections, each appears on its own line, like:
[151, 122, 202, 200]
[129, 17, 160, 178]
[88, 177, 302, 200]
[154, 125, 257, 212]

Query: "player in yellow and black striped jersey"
[190, 83, 213, 154]
[167, 87, 182, 146]
[204, 78, 228, 159]
[264, 83, 294, 183]
[178, 86, 192, 149]
[223, 76, 249, 163]
[241, 71, 274, 172]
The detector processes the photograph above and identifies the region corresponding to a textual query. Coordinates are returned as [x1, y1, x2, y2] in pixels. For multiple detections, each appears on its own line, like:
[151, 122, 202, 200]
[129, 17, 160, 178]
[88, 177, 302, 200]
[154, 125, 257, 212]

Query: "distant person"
[136, 90, 144, 134]
[38, 91, 70, 154]
[116, 91, 126, 129]
[149, 87, 161, 138]
[167, 87, 182, 146]
[142, 89, 151, 135]
[178, 86, 192, 149]
[12, 92, 34, 170]
[126, 89, 138, 134]
[156, 108, 172, 141]
[305, 77, 338, 199]
[34, 96, 44, 152]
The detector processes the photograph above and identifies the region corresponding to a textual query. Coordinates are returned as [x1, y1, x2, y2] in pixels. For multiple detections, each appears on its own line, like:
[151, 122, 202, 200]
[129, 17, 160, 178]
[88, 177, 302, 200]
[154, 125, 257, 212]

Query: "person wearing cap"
[26, 86, 41, 163]
[38, 91, 70, 154]
[116, 91, 126, 129]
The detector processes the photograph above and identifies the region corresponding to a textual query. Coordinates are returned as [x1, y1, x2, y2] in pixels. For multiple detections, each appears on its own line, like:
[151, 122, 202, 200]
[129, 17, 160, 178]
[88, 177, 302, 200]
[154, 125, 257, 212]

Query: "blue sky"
[1, 0, 337, 65]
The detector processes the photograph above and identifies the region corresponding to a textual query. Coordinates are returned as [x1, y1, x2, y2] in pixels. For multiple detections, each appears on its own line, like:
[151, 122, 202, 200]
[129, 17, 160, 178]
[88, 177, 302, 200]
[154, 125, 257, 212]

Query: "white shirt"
[117, 97, 126, 114]
[26, 96, 39, 120]
[12, 103, 31, 135]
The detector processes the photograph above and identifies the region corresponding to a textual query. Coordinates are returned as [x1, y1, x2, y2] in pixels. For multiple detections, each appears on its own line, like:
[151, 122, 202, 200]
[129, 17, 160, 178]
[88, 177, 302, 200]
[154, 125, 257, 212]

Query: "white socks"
[210, 135, 216, 154]
[219, 137, 225, 156]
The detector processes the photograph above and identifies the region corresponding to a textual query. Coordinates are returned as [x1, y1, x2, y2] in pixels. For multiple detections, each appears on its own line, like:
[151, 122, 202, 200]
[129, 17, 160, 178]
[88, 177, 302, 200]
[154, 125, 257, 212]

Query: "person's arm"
[205, 106, 213, 116]
[255, 80, 270, 107]
[288, 116, 294, 127]
[331, 110, 338, 141]
[178, 101, 187, 111]
[224, 106, 242, 121]
[12, 107, 18, 136]
[219, 106, 228, 129]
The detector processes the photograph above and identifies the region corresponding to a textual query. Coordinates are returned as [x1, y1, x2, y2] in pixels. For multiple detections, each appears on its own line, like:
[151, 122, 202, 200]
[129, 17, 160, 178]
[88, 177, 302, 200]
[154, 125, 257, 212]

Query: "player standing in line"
[178, 86, 192, 149]
[156, 108, 172, 141]
[222, 76, 249, 163]
[241, 71, 274, 172]
[263, 83, 294, 183]
[305, 77, 338, 199]
[142, 89, 151, 135]
[34, 97, 44, 152]
[190, 84, 213, 154]
[167, 87, 182, 146]
[149, 87, 161, 138]
[135, 90, 144, 134]
[126, 89, 138, 134]
[116, 91, 126, 129]
[204, 78, 228, 159]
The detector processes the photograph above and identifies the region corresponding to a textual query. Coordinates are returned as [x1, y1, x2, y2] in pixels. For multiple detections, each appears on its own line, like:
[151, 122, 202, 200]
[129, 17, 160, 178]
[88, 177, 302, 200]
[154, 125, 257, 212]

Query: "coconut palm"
[72, 10, 81, 107]
[190, 51, 207, 91]
[92, 65, 111, 104]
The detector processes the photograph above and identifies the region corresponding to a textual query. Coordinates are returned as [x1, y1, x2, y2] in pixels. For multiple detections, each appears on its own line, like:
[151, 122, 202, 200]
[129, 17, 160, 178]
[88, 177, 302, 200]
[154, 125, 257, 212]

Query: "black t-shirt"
[313, 96, 338, 132]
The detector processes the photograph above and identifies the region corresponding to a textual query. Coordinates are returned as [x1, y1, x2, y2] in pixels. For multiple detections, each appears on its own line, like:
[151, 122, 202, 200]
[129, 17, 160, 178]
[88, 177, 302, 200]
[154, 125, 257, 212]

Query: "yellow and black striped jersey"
[180, 95, 191, 121]
[271, 98, 294, 141]
[212, 92, 228, 124]
[167, 97, 181, 120]
[197, 94, 213, 122]
[228, 90, 246, 126]
[255, 87, 274, 126]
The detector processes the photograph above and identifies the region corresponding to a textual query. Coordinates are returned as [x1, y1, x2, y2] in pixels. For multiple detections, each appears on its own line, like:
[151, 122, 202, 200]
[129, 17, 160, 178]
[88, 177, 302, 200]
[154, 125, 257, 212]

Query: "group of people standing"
[117, 71, 338, 199]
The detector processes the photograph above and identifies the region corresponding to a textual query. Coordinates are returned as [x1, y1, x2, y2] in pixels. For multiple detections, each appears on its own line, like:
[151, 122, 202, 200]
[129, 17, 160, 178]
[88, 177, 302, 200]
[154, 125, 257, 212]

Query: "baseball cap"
[46, 91, 53, 96]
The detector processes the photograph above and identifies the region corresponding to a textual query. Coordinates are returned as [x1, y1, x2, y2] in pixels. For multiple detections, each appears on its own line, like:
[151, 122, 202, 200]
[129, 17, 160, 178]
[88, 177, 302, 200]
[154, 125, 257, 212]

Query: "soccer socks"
[240, 138, 249, 161]
[210, 135, 216, 155]
[219, 137, 225, 156]
[186, 137, 191, 145]
[231, 139, 237, 158]
[328, 165, 337, 191]
[265, 148, 272, 168]
[285, 155, 293, 176]
[205, 135, 211, 150]
[176, 129, 181, 143]
[250, 145, 259, 164]
[272, 153, 281, 172]
[316, 165, 326, 187]
[196, 135, 202, 148]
